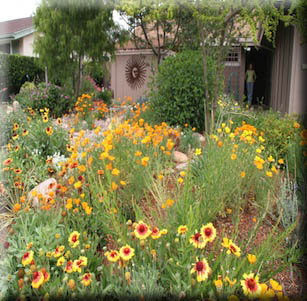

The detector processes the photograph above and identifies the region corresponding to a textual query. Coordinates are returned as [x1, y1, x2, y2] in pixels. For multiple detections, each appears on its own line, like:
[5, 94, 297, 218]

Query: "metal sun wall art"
[125, 55, 147, 90]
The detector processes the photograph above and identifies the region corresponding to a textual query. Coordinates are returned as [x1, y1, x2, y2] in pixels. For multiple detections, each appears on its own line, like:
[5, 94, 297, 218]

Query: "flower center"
[196, 261, 204, 272]
[230, 244, 237, 253]
[194, 233, 201, 241]
[138, 225, 146, 233]
[124, 248, 130, 255]
[204, 228, 212, 237]
[246, 278, 257, 291]
[72, 235, 77, 242]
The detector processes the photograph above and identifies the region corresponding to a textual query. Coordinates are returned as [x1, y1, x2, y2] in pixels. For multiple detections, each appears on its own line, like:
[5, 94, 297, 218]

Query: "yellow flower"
[278, 159, 284, 165]
[112, 168, 120, 176]
[141, 156, 150, 167]
[214, 279, 223, 289]
[74, 181, 82, 189]
[195, 148, 202, 156]
[231, 154, 237, 160]
[294, 122, 300, 128]
[166, 199, 175, 207]
[225, 127, 230, 134]
[269, 279, 282, 291]
[134, 221, 151, 239]
[241, 171, 246, 178]
[225, 276, 237, 286]
[56, 256, 65, 267]
[266, 171, 273, 177]
[247, 254, 257, 264]
[177, 225, 188, 235]
[105, 250, 120, 262]
[32, 271, 44, 289]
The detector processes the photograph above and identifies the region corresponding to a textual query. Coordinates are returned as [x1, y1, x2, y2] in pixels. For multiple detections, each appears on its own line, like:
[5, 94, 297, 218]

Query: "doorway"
[244, 47, 273, 107]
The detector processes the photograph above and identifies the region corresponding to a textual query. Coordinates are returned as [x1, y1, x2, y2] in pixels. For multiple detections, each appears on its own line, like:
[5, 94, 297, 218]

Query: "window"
[225, 47, 240, 66]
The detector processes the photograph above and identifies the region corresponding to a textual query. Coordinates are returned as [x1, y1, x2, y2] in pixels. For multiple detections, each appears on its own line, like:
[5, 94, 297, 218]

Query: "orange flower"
[13, 203, 21, 212]
[217, 141, 223, 147]
[97, 169, 104, 175]
[231, 154, 237, 160]
[151, 227, 162, 239]
[166, 199, 174, 207]
[241, 171, 246, 178]
[3, 158, 13, 166]
[141, 156, 149, 167]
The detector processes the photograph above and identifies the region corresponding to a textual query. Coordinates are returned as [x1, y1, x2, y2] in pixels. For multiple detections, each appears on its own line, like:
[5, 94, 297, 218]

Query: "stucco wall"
[288, 27, 307, 115]
[110, 50, 157, 102]
[20, 33, 35, 57]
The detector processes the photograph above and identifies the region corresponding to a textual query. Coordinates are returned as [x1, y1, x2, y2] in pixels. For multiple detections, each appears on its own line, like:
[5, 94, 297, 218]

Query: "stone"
[28, 178, 57, 207]
[12, 101, 21, 111]
[192, 132, 206, 143]
[175, 162, 188, 171]
[173, 151, 188, 163]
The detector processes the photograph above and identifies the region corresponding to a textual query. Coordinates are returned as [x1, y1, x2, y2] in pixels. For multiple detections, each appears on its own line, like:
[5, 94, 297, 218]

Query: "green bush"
[0, 53, 43, 98]
[14, 82, 74, 118]
[149, 50, 216, 132]
[94, 89, 112, 107]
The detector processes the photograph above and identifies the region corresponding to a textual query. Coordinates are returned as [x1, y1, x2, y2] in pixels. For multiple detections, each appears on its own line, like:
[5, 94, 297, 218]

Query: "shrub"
[149, 50, 216, 132]
[0, 53, 43, 98]
[95, 89, 112, 107]
[14, 82, 74, 118]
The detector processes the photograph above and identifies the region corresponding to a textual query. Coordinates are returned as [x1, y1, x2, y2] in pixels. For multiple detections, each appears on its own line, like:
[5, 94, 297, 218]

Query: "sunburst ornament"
[125, 55, 147, 90]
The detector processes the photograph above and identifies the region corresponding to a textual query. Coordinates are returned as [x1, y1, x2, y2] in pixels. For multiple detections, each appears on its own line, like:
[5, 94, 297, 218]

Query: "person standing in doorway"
[246, 64, 256, 106]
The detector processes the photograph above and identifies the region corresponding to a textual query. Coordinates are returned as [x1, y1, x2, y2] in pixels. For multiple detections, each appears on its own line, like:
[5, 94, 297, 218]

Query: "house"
[0, 17, 35, 57]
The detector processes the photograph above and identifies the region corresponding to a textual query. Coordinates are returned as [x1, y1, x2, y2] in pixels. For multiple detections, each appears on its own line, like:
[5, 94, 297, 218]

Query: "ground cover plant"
[0, 95, 305, 300]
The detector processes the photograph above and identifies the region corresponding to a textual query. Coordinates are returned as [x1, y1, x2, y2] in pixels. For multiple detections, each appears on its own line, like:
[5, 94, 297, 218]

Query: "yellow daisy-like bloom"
[225, 276, 237, 286]
[68, 231, 80, 248]
[269, 279, 282, 291]
[222, 238, 241, 257]
[46, 127, 53, 136]
[112, 168, 120, 176]
[240, 273, 262, 298]
[266, 171, 273, 177]
[22, 250, 34, 266]
[56, 256, 65, 267]
[259, 283, 275, 300]
[189, 231, 207, 249]
[214, 279, 223, 289]
[247, 254, 257, 264]
[151, 227, 162, 239]
[200, 223, 216, 243]
[195, 148, 202, 156]
[231, 154, 237, 160]
[32, 271, 44, 289]
[73, 256, 88, 272]
[81, 273, 92, 286]
[190, 257, 210, 282]
[134, 221, 151, 240]
[119, 245, 135, 261]
[294, 122, 300, 129]
[43, 115, 48, 123]
[177, 225, 188, 235]
[141, 156, 150, 167]
[53, 245, 65, 258]
[105, 250, 120, 262]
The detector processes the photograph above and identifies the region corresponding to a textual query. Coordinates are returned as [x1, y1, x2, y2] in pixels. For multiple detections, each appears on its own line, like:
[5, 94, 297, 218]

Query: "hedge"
[0, 53, 43, 101]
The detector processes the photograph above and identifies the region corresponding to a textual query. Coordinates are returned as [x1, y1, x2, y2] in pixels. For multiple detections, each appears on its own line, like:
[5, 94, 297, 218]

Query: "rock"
[175, 162, 188, 171]
[12, 101, 21, 111]
[192, 132, 206, 143]
[173, 151, 188, 163]
[28, 178, 57, 207]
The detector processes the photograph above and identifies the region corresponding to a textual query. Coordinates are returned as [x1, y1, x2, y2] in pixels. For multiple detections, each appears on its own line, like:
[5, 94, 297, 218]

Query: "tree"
[116, 0, 198, 66]
[185, 0, 298, 133]
[34, 0, 127, 97]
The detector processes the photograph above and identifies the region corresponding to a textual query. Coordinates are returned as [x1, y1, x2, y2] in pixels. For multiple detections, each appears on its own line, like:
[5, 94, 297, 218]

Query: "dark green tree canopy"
[34, 0, 127, 96]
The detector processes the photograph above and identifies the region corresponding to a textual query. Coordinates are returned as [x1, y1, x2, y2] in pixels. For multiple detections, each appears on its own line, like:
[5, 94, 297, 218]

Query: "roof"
[0, 17, 34, 40]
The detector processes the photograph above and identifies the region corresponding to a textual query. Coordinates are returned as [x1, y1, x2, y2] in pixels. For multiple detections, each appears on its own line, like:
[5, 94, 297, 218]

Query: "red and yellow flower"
[177, 225, 188, 235]
[22, 250, 34, 266]
[52, 245, 65, 258]
[240, 273, 262, 298]
[200, 223, 216, 242]
[80, 273, 92, 286]
[151, 227, 162, 239]
[32, 271, 44, 289]
[119, 245, 135, 261]
[190, 257, 210, 282]
[190, 231, 207, 249]
[134, 221, 151, 240]
[68, 231, 80, 248]
[222, 237, 241, 257]
[105, 250, 120, 262]
[46, 127, 53, 136]
[65, 260, 74, 273]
